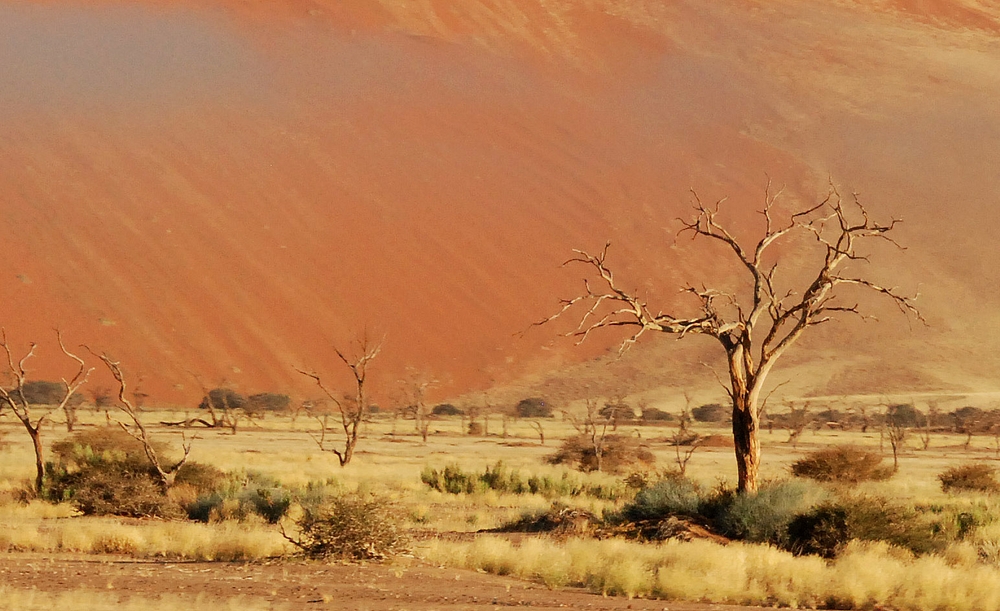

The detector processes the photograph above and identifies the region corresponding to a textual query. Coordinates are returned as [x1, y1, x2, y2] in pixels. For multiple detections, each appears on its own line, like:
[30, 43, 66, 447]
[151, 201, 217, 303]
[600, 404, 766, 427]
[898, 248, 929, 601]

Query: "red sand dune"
[0, 0, 998, 405]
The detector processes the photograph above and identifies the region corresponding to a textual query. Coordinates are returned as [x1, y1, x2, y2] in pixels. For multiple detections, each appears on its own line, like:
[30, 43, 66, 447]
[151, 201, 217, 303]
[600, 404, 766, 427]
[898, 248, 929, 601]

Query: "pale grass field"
[4, 407, 1000, 607]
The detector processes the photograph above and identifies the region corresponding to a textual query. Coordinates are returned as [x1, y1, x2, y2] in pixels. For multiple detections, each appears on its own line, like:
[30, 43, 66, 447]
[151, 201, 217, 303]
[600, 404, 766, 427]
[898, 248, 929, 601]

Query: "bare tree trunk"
[27, 424, 44, 495]
[732, 392, 760, 494]
[64, 405, 76, 432]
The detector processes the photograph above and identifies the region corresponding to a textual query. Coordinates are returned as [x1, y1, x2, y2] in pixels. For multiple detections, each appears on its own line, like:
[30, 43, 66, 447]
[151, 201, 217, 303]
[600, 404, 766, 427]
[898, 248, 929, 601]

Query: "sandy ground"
[0, 553, 763, 611]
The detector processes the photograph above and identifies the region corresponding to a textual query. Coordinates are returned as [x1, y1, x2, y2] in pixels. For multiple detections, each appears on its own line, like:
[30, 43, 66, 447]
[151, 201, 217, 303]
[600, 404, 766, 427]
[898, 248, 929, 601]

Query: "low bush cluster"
[185, 471, 292, 524]
[691, 403, 728, 423]
[787, 496, 949, 558]
[790, 446, 894, 483]
[608, 472, 947, 558]
[431, 403, 463, 416]
[939, 463, 1000, 493]
[546, 435, 655, 473]
[43, 428, 294, 524]
[515, 398, 552, 418]
[44, 427, 208, 518]
[420, 461, 626, 500]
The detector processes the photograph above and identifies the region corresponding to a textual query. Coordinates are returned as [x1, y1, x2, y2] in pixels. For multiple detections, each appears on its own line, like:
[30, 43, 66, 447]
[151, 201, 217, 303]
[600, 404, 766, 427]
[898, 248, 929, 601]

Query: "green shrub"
[10, 380, 84, 407]
[420, 462, 625, 500]
[939, 463, 1000, 493]
[515, 398, 552, 418]
[786, 505, 849, 558]
[712, 480, 828, 545]
[620, 475, 702, 521]
[199, 388, 246, 411]
[786, 496, 943, 557]
[285, 494, 406, 560]
[546, 435, 655, 473]
[432, 403, 463, 416]
[640, 408, 674, 422]
[886, 403, 922, 428]
[791, 446, 893, 483]
[421, 464, 477, 494]
[185, 470, 292, 523]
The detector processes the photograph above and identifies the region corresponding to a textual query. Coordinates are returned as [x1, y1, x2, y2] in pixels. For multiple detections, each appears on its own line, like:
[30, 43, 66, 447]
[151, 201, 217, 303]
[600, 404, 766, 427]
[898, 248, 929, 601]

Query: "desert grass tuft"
[0, 515, 289, 560]
[422, 535, 1000, 610]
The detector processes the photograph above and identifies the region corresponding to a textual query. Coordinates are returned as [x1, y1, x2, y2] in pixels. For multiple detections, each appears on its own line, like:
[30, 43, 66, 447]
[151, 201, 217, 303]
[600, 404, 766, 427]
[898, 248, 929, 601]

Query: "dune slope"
[0, 0, 997, 404]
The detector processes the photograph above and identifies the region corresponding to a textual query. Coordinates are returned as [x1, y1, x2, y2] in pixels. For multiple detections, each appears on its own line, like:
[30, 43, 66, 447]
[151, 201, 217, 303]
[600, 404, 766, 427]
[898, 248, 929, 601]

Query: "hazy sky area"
[0, 4, 266, 114]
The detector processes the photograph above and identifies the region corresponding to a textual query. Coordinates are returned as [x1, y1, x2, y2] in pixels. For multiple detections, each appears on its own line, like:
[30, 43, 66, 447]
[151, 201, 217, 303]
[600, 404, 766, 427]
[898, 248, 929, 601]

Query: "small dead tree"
[784, 403, 812, 448]
[671, 406, 702, 476]
[849, 402, 873, 433]
[527, 420, 545, 444]
[91, 351, 190, 490]
[565, 397, 617, 472]
[298, 337, 381, 466]
[919, 401, 939, 451]
[885, 404, 908, 472]
[539, 182, 920, 492]
[0, 330, 91, 494]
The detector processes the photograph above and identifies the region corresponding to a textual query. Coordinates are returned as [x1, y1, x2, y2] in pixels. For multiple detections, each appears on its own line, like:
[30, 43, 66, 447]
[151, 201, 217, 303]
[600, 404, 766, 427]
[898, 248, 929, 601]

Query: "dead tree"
[539, 182, 920, 492]
[91, 351, 191, 490]
[565, 397, 617, 472]
[784, 403, 812, 448]
[919, 401, 939, 451]
[0, 330, 91, 495]
[885, 404, 908, 472]
[671, 406, 702, 476]
[527, 420, 545, 444]
[298, 337, 381, 466]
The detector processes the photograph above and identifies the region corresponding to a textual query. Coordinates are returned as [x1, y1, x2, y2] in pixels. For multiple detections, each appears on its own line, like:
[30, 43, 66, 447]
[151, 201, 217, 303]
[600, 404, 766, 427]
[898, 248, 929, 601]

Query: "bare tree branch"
[540, 181, 921, 493]
[297, 335, 383, 466]
[87, 348, 190, 490]
[0, 330, 91, 494]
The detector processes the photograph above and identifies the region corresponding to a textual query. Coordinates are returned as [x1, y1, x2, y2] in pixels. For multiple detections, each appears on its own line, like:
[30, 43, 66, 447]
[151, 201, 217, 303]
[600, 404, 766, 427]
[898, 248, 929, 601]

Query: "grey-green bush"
[713, 479, 828, 545]
[620, 475, 702, 520]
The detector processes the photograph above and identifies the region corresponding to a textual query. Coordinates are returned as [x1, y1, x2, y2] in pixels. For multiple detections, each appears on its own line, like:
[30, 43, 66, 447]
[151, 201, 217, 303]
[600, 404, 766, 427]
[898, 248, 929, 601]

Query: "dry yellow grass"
[5, 407, 1000, 607]
[0, 512, 289, 560]
[422, 536, 1000, 610]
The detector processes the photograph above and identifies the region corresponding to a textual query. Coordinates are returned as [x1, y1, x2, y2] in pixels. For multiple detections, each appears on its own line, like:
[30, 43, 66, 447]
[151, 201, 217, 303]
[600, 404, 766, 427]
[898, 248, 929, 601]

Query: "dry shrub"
[791, 446, 893, 483]
[284, 494, 406, 561]
[547, 435, 655, 473]
[46, 427, 220, 519]
[498, 504, 599, 536]
[939, 464, 1000, 493]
